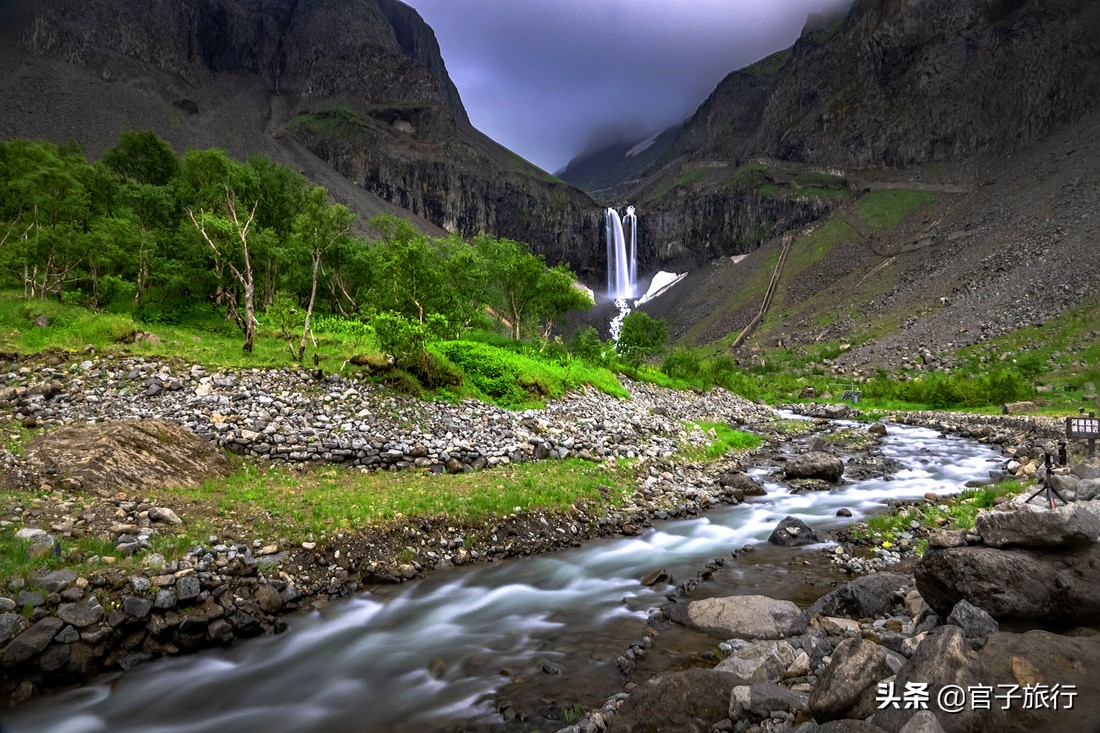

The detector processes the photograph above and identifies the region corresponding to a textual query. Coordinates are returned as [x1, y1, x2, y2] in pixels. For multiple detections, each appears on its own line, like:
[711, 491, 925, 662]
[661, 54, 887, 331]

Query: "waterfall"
[604, 206, 638, 298]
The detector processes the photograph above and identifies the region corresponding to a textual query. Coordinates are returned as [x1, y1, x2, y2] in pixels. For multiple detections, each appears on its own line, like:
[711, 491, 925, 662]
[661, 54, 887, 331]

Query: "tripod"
[1025, 445, 1069, 509]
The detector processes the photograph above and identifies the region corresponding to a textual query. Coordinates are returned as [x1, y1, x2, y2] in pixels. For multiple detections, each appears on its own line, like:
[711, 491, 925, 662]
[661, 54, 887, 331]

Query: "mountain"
[0, 0, 606, 279]
[561, 0, 1100, 270]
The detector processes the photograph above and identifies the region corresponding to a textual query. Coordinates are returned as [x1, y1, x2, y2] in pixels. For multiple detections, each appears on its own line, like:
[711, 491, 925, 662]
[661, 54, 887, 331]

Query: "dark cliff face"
[754, 0, 1100, 166]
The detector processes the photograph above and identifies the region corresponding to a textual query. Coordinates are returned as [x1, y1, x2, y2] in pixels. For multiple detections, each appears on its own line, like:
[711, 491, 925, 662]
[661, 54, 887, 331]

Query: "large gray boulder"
[915, 544, 1100, 623]
[810, 638, 894, 722]
[672, 595, 801, 639]
[715, 640, 799, 684]
[977, 630, 1100, 733]
[1077, 477, 1100, 502]
[1071, 458, 1100, 480]
[975, 504, 1100, 548]
[785, 452, 845, 482]
[606, 668, 741, 733]
[872, 627, 1009, 733]
[730, 683, 809, 723]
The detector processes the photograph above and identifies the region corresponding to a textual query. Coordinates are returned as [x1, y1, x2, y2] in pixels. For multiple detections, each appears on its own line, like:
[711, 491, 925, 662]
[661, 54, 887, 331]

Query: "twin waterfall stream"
[7, 421, 1003, 733]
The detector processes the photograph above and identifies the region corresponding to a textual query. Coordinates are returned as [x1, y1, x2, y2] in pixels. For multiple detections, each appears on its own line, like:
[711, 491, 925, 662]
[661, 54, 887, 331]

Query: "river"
[4, 422, 1003, 733]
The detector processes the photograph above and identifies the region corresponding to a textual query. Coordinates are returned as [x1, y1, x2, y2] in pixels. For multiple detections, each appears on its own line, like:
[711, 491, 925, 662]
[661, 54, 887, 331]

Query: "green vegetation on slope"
[856, 190, 939, 235]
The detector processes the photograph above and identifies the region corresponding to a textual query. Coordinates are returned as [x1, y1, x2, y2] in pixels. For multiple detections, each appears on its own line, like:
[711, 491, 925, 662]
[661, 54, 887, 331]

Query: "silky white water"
[4, 423, 1003, 733]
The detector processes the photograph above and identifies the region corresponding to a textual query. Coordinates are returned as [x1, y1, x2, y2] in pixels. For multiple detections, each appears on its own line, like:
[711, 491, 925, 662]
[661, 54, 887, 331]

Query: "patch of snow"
[635, 271, 687, 305]
[626, 133, 660, 158]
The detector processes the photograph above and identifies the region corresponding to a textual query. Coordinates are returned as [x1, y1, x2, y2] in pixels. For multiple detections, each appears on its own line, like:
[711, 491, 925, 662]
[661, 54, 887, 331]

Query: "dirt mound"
[20, 420, 234, 494]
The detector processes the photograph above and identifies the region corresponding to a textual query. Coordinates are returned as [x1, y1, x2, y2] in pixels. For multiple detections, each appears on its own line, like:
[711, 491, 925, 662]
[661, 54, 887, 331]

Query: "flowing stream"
[5, 423, 1003, 733]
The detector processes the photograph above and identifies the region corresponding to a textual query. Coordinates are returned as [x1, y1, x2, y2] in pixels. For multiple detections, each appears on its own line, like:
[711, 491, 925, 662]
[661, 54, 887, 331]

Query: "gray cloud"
[405, 0, 854, 171]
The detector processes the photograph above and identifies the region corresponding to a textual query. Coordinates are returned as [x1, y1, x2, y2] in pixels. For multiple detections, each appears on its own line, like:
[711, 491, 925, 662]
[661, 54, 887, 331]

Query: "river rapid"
[4, 423, 1003, 733]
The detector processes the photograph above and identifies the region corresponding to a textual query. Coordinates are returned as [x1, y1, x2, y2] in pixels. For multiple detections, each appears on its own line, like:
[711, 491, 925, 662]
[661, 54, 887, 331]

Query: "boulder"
[945, 600, 998, 644]
[1070, 459, 1100, 480]
[785, 452, 845, 482]
[768, 516, 820, 547]
[2, 617, 63, 665]
[57, 598, 104, 628]
[792, 572, 912, 633]
[715, 640, 799, 684]
[869, 423, 889, 437]
[810, 638, 894, 721]
[606, 668, 742, 733]
[730, 683, 809, 722]
[1001, 401, 1037, 415]
[872, 627, 1009, 733]
[1077, 478, 1100, 502]
[897, 711, 947, 733]
[915, 544, 1100, 623]
[719, 472, 767, 496]
[977, 630, 1100, 733]
[19, 420, 234, 493]
[975, 504, 1100, 548]
[672, 595, 801, 639]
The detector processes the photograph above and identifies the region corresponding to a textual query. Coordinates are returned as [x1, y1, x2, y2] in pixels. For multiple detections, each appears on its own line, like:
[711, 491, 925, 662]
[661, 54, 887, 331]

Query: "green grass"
[853, 480, 1024, 553]
[855, 190, 939, 236]
[157, 458, 636, 541]
[680, 421, 765, 461]
[287, 103, 374, 141]
[645, 169, 705, 201]
[2, 420, 39, 456]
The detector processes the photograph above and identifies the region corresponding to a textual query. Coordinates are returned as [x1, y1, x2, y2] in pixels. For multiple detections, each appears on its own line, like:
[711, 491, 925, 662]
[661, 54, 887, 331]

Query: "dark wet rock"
[869, 423, 889, 438]
[718, 472, 766, 496]
[254, 584, 283, 614]
[121, 596, 154, 619]
[792, 573, 912, 634]
[672, 595, 801, 639]
[607, 668, 741, 733]
[2, 617, 63, 665]
[915, 544, 1100, 623]
[36, 643, 70, 672]
[785, 452, 845, 482]
[175, 575, 201, 603]
[809, 638, 893, 722]
[975, 505, 1100, 548]
[640, 569, 673, 587]
[768, 516, 820, 547]
[836, 507, 852, 517]
[207, 619, 234, 644]
[945, 600, 998, 645]
[873, 627, 1008, 733]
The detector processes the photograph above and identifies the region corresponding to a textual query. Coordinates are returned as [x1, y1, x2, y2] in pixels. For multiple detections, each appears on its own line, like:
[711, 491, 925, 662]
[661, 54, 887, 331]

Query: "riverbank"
[0, 352, 784, 706]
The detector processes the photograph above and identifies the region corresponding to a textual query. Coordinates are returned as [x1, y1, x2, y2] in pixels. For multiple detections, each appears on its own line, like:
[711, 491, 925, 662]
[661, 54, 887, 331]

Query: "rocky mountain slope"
[0, 0, 606, 278]
[563, 0, 1100, 272]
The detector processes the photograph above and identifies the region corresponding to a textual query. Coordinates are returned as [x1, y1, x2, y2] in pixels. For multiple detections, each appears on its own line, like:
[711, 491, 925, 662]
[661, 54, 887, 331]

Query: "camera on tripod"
[1025, 440, 1069, 508]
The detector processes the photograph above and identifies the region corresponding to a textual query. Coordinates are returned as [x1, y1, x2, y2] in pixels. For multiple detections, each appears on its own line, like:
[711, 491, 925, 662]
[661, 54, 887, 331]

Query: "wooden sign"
[1066, 416, 1100, 439]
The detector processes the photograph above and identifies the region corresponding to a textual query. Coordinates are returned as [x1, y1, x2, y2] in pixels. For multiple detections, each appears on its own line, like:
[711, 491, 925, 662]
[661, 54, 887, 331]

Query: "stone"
[37, 642, 71, 672]
[604, 668, 741, 733]
[946, 600, 998, 643]
[729, 683, 809, 722]
[254, 584, 283, 614]
[154, 589, 177, 609]
[19, 420, 234, 494]
[673, 595, 801, 639]
[2, 616, 63, 664]
[0, 613, 25, 645]
[715, 640, 799, 684]
[1071, 459, 1100, 481]
[785, 452, 845, 482]
[792, 573, 911, 633]
[1077, 478, 1100, 502]
[176, 575, 201, 603]
[207, 618, 235, 643]
[27, 534, 61, 560]
[975, 504, 1100, 548]
[869, 423, 888, 438]
[897, 710, 947, 733]
[873, 627, 1009, 733]
[122, 596, 154, 619]
[916, 544, 1100, 623]
[768, 516, 820, 547]
[1001, 401, 1037, 415]
[718, 472, 766, 496]
[57, 598, 105, 628]
[35, 569, 77, 593]
[819, 616, 861, 636]
[14, 528, 46, 541]
[149, 507, 183, 525]
[809, 638, 893, 721]
[976, 630, 1100, 733]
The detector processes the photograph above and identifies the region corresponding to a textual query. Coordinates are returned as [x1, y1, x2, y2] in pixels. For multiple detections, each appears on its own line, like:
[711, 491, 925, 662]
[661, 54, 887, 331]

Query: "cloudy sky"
[404, 0, 852, 172]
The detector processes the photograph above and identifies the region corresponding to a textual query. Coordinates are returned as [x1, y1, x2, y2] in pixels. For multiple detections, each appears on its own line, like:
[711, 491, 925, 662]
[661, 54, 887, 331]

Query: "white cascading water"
[604, 206, 637, 299]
